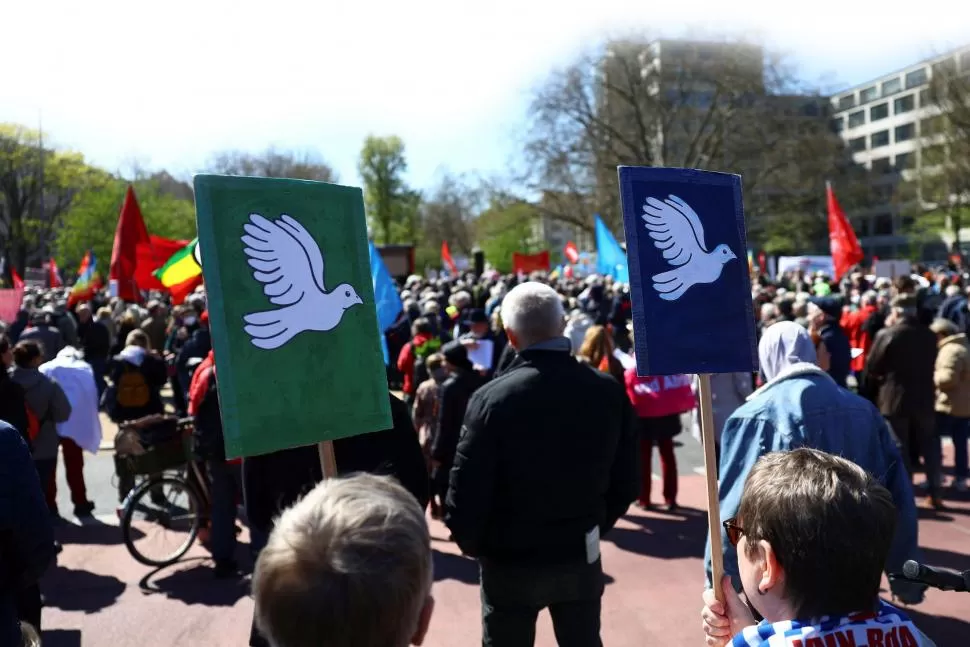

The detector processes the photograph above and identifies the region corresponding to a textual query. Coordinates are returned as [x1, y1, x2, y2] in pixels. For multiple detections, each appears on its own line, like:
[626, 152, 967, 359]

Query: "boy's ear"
[758, 540, 784, 594]
[411, 595, 435, 646]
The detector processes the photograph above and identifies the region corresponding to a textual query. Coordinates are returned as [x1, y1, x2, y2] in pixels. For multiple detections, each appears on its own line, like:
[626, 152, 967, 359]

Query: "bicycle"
[891, 560, 970, 593]
[115, 415, 212, 567]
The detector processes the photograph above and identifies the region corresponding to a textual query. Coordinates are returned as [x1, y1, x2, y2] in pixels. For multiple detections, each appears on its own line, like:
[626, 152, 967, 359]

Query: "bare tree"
[206, 146, 337, 183]
[419, 172, 483, 258]
[520, 36, 850, 252]
[915, 57, 970, 253]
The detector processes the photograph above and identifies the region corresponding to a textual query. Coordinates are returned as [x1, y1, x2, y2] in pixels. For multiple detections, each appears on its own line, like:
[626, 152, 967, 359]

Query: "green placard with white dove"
[194, 174, 392, 459]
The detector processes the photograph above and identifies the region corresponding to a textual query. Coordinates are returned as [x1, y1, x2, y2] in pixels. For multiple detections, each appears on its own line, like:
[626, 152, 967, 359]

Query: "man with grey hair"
[865, 294, 943, 508]
[446, 281, 638, 646]
[253, 473, 435, 647]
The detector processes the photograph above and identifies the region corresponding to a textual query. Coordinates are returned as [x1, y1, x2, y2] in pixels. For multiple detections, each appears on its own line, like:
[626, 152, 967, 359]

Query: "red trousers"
[638, 436, 678, 506]
[47, 437, 88, 509]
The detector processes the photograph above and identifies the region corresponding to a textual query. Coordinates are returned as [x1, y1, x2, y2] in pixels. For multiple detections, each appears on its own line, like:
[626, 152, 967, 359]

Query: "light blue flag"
[595, 215, 629, 283]
[369, 241, 403, 364]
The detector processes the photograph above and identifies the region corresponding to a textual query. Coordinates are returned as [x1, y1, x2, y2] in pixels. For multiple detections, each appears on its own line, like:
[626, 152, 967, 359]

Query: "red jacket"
[840, 305, 877, 372]
[397, 333, 437, 395]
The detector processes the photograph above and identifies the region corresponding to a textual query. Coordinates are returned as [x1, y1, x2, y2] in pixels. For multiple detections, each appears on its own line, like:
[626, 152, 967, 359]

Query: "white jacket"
[39, 347, 103, 454]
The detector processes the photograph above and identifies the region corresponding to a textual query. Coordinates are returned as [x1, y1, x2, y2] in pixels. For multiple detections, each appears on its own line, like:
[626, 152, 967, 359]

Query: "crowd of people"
[2, 259, 966, 646]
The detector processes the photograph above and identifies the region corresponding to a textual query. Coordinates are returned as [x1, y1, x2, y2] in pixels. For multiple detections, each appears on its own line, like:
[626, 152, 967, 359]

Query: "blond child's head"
[253, 473, 434, 647]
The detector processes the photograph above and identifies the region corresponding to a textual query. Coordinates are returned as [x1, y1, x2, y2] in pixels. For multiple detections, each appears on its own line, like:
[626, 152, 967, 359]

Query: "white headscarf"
[758, 321, 817, 382]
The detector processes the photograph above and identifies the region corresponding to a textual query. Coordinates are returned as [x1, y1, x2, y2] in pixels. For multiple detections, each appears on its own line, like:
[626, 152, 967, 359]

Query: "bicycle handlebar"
[893, 560, 970, 592]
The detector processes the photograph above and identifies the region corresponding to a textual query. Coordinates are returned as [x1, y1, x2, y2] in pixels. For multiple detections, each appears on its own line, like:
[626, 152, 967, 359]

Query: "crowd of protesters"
[2, 258, 966, 646]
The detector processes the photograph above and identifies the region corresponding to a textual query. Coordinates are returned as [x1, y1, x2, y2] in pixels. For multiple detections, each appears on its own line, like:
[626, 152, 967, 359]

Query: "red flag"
[757, 252, 767, 275]
[11, 267, 24, 291]
[109, 185, 151, 301]
[564, 241, 580, 265]
[48, 258, 63, 287]
[826, 182, 863, 282]
[441, 241, 457, 274]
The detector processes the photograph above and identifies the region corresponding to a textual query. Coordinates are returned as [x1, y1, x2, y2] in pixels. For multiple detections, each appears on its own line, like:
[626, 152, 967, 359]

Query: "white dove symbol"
[642, 195, 737, 301]
[241, 213, 363, 350]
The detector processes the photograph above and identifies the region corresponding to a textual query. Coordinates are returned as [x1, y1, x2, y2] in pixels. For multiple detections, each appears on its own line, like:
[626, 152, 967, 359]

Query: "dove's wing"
[641, 195, 708, 267]
[241, 214, 326, 307]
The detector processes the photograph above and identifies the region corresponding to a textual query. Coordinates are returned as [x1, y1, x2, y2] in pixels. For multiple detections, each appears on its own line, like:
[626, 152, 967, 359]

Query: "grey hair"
[501, 282, 565, 348]
[861, 290, 878, 307]
[253, 473, 431, 647]
[945, 284, 962, 297]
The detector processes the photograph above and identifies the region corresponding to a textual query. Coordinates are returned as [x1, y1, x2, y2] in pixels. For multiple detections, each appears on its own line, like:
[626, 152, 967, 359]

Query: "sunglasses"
[723, 518, 746, 547]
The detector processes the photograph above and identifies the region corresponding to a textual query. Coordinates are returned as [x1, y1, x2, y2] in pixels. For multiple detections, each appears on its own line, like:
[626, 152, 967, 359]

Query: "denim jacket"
[705, 364, 920, 593]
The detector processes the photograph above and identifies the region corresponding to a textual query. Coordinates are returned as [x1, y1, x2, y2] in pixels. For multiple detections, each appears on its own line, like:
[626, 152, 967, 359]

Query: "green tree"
[358, 136, 413, 244]
[475, 198, 542, 273]
[56, 176, 197, 274]
[0, 123, 95, 270]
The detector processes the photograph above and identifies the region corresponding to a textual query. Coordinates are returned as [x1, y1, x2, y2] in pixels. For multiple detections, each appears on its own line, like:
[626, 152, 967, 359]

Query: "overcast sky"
[3, 0, 968, 191]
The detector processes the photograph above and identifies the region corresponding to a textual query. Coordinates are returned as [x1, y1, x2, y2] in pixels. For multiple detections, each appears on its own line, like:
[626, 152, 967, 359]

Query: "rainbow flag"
[68, 251, 102, 306]
[153, 238, 203, 304]
[747, 249, 755, 275]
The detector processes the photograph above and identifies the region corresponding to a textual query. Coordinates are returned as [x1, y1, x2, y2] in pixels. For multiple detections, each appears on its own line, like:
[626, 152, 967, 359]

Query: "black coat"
[242, 393, 429, 535]
[431, 368, 484, 466]
[445, 348, 639, 565]
[864, 319, 938, 417]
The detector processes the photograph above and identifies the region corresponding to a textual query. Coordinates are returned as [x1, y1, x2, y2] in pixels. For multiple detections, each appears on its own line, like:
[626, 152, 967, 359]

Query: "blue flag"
[618, 167, 757, 376]
[594, 215, 629, 283]
[369, 241, 403, 364]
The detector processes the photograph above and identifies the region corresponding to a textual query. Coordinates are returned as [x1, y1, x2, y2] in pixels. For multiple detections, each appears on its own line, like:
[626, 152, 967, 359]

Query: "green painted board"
[194, 174, 391, 459]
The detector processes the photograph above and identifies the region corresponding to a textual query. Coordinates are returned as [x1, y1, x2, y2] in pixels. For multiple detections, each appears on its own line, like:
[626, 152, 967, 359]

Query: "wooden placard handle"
[698, 373, 725, 603]
[318, 440, 338, 479]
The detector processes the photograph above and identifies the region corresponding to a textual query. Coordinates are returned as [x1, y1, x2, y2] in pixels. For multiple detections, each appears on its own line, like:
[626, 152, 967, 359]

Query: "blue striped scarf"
[731, 600, 933, 646]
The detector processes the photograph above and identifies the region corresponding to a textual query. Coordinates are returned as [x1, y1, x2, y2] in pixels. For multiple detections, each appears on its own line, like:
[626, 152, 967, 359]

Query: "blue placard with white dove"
[618, 166, 758, 376]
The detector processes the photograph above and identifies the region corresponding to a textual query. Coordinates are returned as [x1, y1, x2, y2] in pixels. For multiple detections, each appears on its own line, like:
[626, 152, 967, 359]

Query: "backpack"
[116, 363, 151, 409]
[412, 337, 442, 388]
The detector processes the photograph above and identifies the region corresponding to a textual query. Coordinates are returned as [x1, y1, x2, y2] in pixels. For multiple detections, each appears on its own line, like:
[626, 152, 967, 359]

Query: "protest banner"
[194, 175, 391, 468]
[618, 166, 758, 601]
[777, 255, 835, 278]
[512, 250, 550, 274]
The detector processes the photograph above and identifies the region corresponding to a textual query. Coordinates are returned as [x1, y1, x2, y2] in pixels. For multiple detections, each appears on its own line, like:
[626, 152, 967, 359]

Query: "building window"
[871, 130, 890, 148]
[894, 123, 915, 142]
[871, 157, 892, 174]
[849, 136, 867, 152]
[893, 94, 915, 113]
[932, 58, 957, 78]
[838, 94, 856, 111]
[831, 117, 844, 132]
[882, 77, 902, 95]
[895, 153, 913, 169]
[873, 214, 894, 236]
[870, 102, 889, 121]
[848, 110, 866, 128]
[905, 67, 928, 88]
[860, 86, 878, 103]
[918, 89, 932, 107]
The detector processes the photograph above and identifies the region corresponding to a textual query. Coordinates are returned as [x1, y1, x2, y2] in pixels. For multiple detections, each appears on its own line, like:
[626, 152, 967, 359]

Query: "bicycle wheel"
[121, 475, 203, 567]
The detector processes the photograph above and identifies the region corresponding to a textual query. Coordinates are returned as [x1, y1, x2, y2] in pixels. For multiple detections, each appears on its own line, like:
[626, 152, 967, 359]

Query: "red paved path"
[40, 472, 970, 647]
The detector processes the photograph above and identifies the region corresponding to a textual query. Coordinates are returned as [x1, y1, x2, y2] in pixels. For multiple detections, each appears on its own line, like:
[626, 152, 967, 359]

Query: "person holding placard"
[700, 449, 934, 647]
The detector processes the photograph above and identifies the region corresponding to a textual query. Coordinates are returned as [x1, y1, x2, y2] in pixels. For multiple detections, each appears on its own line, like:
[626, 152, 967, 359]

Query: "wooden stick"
[318, 440, 338, 478]
[698, 373, 725, 603]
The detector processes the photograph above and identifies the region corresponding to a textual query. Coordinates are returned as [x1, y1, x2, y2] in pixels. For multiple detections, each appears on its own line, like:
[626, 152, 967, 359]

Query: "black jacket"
[243, 393, 429, 535]
[864, 319, 938, 417]
[445, 347, 639, 565]
[77, 319, 111, 362]
[432, 368, 484, 466]
[0, 373, 29, 444]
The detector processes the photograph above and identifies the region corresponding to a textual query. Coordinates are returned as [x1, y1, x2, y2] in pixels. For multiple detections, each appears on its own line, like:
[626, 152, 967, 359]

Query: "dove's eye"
[345, 290, 351, 297]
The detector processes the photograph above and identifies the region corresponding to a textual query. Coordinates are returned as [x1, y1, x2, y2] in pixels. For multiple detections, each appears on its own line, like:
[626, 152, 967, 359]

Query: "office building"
[830, 45, 970, 258]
